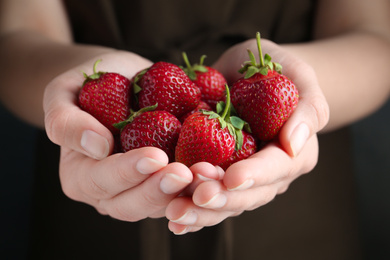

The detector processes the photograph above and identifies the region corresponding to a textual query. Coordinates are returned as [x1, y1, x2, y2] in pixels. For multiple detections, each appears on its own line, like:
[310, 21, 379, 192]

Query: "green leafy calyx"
[202, 85, 249, 151]
[132, 68, 149, 95]
[181, 52, 208, 80]
[238, 32, 283, 79]
[113, 103, 158, 130]
[83, 59, 106, 85]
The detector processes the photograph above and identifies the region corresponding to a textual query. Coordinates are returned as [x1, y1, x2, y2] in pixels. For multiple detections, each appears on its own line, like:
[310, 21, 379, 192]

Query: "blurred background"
[0, 103, 37, 260]
[0, 99, 389, 259]
[350, 100, 390, 259]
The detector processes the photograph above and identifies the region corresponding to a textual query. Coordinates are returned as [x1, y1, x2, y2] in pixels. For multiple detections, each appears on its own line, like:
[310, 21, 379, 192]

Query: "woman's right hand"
[43, 52, 193, 221]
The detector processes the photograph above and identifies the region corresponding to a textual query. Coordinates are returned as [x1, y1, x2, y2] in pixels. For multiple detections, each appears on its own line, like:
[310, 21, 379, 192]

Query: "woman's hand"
[43, 51, 193, 221]
[166, 136, 318, 234]
[165, 37, 329, 234]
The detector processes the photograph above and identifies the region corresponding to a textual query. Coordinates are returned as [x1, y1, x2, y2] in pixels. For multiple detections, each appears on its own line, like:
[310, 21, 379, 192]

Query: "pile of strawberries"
[78, 32, 299, 170]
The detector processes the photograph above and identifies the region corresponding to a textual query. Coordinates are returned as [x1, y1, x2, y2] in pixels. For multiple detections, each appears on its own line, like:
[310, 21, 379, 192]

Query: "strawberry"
[78, 60, 131, 135]
[182, 52, 227, 110]
[175, 86, 247, 167]
[179, 100, 212, 123]
[218, 130, 257, 171]
[114, 104, 181, 162]
[230, 32, 299, 141]
[133, 61, 201, 118]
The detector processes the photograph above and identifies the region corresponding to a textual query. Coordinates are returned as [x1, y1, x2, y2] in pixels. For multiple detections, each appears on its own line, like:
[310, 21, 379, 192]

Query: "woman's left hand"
[165, 37, 329, 234]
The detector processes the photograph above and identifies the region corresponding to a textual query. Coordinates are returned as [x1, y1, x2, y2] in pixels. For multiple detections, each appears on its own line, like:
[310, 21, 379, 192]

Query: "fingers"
[166, 196, 235, 235]
[43, 52, 153, 160]
[60, 147, 193, 222]
[59, 147, 169, 203]
[168, 222, 203, 235]
[166, 179, 286, 235]
[165, 178, 288, 235]
[222, 136, 318, 191]
[278, 62, 330, 157]
[181, 162, 224, 196]
[172, 137, 317, 215]
[192, 179, 286, 212]
[164, 138, 319, 234]
[44, 70, 115, 160]
[165, 175, 290, 235]
[99, 162, 193, 222]
[213, 38, 329, 157]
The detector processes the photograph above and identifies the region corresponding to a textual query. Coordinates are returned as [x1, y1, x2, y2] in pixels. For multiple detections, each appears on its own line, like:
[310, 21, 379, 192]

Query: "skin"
[0, 0, 389, 235]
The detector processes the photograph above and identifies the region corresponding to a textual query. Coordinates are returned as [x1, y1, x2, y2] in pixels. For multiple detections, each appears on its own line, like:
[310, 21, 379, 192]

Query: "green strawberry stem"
[113, 103, 158, 130]
[83, 59, 105, 85]
[133, 68, 148, 94]
[182, 52, 193, 71]
[256, 32, 265, 68]
[238, 32, 283, 78]
[220, 85, 231, 121]
[204, 85, 247, 150]
[93, 59, 101, 74]
[181, 52, 208, 80]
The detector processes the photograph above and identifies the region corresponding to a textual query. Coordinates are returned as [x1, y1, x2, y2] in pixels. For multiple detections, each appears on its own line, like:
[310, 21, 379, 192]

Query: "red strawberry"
[218, 130, 257, 171]
[115, 104, 181, 162]
[175, 86, 247, 167]
[78, 60, 131, 135]
[179, 100, 212, 123]
[133, 61, 201, 118]
[182, 53, 227, 110]
[230, 32, 299, 141]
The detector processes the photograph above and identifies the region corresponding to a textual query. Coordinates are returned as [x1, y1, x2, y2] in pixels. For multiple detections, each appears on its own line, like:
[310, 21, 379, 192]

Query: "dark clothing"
[28, 0, 362, 259]
[64, 0, 315, 63]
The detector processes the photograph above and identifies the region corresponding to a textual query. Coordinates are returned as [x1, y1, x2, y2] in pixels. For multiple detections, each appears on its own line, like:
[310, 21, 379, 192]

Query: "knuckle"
[246, 188, 277, 211]
[300, 135, 319, 174]
[105, 192, 165, 222]
[85, 173, 110, 199]
[143, 191, 166, 210]
[277, 183, 290, 195]
[44, 107, 70, 145]
[60, 179, 81, 202]
[99, 198, 144, 222]
[109, 204, 143, 222]
[115, 166, 139, 188]
[231, 211, 244, 217]
[301, 152, 318, 174]
[95, 206, 108, 216]
[259, 188, 277, 206]
[285, 165, 296, 179]
[309, 95, 330, 131]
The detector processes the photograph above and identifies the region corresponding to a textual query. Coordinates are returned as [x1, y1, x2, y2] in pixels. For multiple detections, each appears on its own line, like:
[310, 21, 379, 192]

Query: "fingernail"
[160, 173, 191, 194]
[198, 193, 227, 208]
[196, 173, 215, 182]
[228, 179, 254, 191]
[171, 211, 198, 225]
[81, 130, 109, 159]
[290, 123, 310, 157]
[136, 157, 166, 175]
[173, 226, 190, 235]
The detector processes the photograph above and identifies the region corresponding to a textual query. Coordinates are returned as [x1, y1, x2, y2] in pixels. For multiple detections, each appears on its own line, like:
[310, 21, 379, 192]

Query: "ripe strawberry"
[78, 60, 131, 135]
[230, 32, 299, 141]
[179, 100, 212, 123]
[115, 104, 181, 162]
[182, 53, 227, 110]
[133, 61, 201, 118]
[219, 130, 257, 171]
[175, 86, 247, 167]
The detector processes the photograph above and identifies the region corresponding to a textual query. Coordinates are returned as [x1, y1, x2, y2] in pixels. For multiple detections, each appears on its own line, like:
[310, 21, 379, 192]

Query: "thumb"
[279, 65, 330, 157]
[44, 70, 114, 160]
